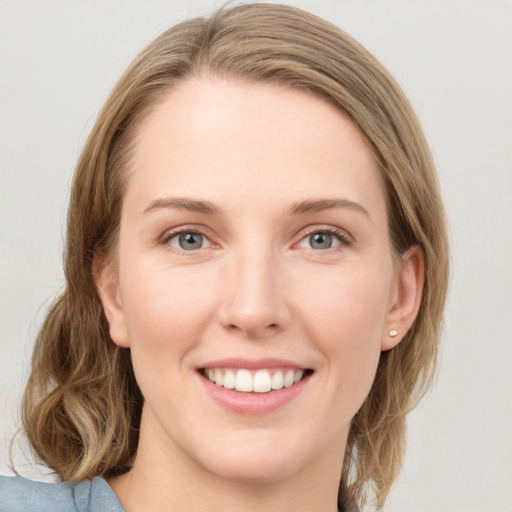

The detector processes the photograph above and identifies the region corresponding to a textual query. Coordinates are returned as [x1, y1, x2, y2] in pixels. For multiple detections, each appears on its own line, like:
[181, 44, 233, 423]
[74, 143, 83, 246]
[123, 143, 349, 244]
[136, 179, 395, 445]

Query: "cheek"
[117, 262, 221, 408]
[119, 261, 218, 355]
[294, 265, 391, 404]
[296, 263, 391, 342]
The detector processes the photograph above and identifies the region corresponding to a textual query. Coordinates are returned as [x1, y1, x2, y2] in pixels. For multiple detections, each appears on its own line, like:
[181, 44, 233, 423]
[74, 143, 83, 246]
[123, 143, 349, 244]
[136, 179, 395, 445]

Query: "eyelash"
[298, 226, 352, 251]
[160, 225, 352, 254]
[160, 227, 212, 255]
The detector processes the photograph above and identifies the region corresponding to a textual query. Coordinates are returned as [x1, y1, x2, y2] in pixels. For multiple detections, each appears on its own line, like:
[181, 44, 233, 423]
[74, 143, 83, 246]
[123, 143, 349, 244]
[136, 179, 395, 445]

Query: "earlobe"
[92, 253, 130, 348]
[381, 245, 424, 351]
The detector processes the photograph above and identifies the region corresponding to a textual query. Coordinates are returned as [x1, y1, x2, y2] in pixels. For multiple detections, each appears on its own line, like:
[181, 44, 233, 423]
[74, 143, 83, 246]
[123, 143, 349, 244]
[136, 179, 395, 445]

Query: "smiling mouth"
[200, 367, 313, 393]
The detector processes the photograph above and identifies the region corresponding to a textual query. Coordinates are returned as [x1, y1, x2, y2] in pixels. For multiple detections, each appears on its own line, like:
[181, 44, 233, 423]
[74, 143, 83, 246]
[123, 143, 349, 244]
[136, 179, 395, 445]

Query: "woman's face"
[97, 78, 420, 485]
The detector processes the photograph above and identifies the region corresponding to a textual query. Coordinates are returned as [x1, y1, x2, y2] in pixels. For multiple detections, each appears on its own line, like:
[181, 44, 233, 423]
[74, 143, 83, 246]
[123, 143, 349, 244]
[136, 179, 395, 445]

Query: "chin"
[188, 429, 325, 486]
[202, 453, 300, 486]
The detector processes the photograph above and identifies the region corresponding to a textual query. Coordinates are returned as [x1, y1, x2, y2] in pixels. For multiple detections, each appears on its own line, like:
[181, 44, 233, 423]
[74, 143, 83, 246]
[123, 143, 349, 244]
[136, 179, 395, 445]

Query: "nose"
[217, 247, 291, 339]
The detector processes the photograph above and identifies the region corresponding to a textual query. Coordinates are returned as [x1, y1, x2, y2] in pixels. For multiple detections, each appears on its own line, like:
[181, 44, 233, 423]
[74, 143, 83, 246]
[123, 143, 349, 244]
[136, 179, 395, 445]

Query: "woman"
[0, 3, 449, 511]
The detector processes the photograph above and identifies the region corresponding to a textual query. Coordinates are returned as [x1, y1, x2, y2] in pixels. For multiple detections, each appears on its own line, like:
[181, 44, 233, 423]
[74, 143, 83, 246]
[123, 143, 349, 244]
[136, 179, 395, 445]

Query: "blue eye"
[167, 231, 209, 251]
[298, 229, 346, 250]
[309, 232, 334, 250]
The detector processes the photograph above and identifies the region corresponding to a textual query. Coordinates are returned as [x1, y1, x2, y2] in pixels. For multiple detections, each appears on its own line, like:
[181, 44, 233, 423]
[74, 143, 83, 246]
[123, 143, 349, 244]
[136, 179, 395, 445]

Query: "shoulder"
[0, 475, 77, 512]
[0, 475, 124, 512]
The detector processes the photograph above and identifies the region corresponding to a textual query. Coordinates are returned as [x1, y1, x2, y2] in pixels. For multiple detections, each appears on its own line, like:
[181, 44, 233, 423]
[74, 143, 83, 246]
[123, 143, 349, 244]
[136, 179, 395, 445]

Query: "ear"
[93, 252, 130, 348]
[381, 245, 425, 351]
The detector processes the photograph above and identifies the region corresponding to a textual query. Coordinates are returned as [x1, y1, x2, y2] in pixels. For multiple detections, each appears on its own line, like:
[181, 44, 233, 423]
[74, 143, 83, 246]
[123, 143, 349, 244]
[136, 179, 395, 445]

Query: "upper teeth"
[205, 368, 304, 393]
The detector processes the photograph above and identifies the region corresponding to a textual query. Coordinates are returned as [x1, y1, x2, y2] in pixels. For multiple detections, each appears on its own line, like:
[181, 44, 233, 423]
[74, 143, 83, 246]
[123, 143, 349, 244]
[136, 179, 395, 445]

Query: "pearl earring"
[388, 329, 398, 338]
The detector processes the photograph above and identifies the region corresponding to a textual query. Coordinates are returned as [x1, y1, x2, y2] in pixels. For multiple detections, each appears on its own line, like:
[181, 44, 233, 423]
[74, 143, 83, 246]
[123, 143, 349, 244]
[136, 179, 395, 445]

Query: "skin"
[95, 78, 423, 512]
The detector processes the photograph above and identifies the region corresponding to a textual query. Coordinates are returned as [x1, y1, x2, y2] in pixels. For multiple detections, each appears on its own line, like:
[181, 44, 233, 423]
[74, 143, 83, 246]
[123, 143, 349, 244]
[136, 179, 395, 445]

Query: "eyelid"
[168, 231, 212, 249]
[157, 224, 352, 253]
[295, 225, 353, 250]
[159, 225, 216, 252]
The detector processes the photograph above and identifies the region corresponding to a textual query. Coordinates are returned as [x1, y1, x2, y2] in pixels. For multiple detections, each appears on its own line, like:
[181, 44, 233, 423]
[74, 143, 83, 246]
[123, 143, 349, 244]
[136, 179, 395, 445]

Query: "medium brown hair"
[21, 3, 449, 510]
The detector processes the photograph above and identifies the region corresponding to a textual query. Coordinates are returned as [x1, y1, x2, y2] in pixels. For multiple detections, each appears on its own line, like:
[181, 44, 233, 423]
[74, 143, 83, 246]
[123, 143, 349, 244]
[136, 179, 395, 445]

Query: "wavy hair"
[21, 3, 449, 510]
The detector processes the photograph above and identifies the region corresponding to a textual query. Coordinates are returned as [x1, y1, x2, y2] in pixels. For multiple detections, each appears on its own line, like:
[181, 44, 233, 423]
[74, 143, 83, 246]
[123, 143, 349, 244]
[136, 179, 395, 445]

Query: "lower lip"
[198, 372, 311, 415]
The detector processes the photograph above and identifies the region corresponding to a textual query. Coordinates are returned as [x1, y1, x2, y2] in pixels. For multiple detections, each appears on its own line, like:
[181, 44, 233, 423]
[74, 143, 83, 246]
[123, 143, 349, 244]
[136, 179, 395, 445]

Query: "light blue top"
[0, 475, 124, 512]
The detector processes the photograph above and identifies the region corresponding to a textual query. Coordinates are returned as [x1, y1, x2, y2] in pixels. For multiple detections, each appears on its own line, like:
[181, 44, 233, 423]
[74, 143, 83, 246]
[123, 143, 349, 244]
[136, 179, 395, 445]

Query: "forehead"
[124, 78, 386, 218]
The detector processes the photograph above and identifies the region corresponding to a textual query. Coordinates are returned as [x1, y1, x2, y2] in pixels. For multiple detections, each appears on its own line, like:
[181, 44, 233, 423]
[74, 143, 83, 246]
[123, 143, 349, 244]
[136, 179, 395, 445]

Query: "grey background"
[1, 1, 511, 511]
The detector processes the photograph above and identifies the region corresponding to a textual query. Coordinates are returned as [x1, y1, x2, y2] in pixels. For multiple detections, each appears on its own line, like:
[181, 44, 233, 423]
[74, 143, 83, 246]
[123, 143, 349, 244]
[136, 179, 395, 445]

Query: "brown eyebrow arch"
[288, 198, 369, 217]
[144, 197, 221, 216]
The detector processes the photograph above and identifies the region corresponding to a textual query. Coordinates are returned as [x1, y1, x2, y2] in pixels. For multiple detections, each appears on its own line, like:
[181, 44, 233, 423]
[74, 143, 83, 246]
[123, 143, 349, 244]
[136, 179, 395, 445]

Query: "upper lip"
[199, 358, 309, 370]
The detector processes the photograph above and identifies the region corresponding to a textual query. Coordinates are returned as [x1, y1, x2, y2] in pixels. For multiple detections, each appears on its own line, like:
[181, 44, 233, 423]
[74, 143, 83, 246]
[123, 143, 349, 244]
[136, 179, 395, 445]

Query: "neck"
[108, 408, 346, 512]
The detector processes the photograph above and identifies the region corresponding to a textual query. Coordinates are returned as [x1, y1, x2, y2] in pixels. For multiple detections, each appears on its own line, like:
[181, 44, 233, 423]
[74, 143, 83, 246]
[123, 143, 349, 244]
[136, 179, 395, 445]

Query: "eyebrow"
[143, 196, 369, 218]
[143, 197, 221, 216]
[288, 198, 369, 217]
